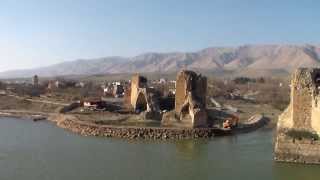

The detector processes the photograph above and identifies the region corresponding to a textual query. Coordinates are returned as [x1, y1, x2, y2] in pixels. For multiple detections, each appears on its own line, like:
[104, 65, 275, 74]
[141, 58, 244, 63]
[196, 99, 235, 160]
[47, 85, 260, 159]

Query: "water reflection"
[1, 118, 320, 180]
[273, 162, 320, 180]
[175, 140, 209, 160]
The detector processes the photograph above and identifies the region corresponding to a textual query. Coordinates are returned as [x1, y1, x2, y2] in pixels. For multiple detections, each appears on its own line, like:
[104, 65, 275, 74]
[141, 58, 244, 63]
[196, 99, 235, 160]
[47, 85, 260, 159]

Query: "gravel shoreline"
[49, 114, 231, 140]
[0, 111, 268, 140]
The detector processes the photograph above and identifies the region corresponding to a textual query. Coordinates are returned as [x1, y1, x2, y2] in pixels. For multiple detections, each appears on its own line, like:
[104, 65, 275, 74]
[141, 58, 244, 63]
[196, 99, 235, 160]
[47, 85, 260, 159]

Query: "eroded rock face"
[162, 70, 208, 128]
[275, 68, 320, 164]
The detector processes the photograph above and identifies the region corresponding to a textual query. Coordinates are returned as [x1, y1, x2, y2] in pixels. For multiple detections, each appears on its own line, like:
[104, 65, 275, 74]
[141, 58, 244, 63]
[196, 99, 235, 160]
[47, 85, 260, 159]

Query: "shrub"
[286, 130, 319, 140]
[233, 77, 255, 84]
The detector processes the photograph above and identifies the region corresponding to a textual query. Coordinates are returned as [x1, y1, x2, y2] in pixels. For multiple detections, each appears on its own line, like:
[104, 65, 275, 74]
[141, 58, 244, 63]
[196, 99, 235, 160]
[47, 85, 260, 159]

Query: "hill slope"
[1, 44, 320, 78]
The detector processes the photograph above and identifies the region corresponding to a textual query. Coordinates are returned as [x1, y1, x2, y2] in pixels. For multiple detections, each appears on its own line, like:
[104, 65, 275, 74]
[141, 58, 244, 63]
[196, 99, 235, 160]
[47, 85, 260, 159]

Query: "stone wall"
[55, 115, 225, 140]
[51, 114, 269, 140]
[311, 96, 320, 133]
[277, 68, 320, 133]
[275, 135, 320, 164]
[275, 68, 320, 164]
[175, 71, 188, 114]
[291, 69, 313, 130]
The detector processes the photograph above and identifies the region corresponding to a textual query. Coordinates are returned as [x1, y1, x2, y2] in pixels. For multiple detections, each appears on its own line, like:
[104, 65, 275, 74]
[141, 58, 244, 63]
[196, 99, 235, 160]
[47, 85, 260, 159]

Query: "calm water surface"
[0, 117, 320, 180]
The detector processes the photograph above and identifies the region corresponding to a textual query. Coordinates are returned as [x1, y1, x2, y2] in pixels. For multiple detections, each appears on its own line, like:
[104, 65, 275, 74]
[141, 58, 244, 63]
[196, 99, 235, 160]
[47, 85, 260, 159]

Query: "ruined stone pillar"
[174, 70, 208, 128]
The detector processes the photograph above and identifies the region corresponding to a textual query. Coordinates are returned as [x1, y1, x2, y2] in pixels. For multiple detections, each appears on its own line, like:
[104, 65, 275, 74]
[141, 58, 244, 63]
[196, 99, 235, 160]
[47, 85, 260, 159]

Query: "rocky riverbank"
[0, 94, 271, 140]
[48, 114, 268, 140]
[49, 114, 234, 139]
[0, 110, 269, 140]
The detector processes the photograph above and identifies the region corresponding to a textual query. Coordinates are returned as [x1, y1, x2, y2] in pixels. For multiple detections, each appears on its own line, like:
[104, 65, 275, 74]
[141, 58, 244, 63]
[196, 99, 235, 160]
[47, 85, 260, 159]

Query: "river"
[0, 117, 319, 180]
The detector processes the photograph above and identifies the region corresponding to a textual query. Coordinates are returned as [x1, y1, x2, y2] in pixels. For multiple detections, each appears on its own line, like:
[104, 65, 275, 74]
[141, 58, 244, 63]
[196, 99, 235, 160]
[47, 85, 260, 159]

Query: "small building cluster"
[103, 82, 125, 98]
[83, 97, 106, 110]
[47, 79, 79, 90]
[3, 71, 209, 128]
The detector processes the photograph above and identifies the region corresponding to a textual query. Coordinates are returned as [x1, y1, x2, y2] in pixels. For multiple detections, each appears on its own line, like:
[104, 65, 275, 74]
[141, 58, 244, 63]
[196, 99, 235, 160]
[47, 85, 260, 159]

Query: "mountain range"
[1, 44, 320, 78]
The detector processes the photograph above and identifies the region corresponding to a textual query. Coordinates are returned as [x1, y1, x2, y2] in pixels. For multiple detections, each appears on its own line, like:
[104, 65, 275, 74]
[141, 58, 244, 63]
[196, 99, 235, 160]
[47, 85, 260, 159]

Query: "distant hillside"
[1, 44, 320, 78]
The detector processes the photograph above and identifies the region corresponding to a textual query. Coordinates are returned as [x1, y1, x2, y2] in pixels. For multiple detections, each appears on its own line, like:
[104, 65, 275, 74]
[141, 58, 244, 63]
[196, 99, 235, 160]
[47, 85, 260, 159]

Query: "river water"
[0, 117, 320, 180]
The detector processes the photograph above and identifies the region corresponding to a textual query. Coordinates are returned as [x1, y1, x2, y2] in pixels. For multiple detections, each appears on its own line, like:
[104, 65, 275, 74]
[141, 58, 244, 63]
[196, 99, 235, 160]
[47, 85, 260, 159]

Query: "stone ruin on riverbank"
[275, 68, 320, 164]
[162, 70, 208, 128]
[130, 74, 161, 119]
[129, 70, 208, 128]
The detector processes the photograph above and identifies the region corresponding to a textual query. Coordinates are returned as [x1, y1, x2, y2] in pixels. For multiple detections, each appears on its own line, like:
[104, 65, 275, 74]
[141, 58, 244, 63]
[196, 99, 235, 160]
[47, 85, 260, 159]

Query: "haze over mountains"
[1, 44, 320, 78]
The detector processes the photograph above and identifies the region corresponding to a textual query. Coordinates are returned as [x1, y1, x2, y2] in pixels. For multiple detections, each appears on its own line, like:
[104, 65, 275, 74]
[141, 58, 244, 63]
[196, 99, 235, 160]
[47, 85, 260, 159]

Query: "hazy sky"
[0, 0, 319, 72]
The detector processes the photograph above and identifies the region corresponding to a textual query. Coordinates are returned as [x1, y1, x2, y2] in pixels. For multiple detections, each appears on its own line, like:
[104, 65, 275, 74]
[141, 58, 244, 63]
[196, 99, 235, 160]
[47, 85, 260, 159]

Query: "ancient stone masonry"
[56, 116, 218, 140]
[275, 68, 320, 164]
[130, 74, 160, 114]
[162, 70, 208, 128]
[277, 68, 320, 133]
